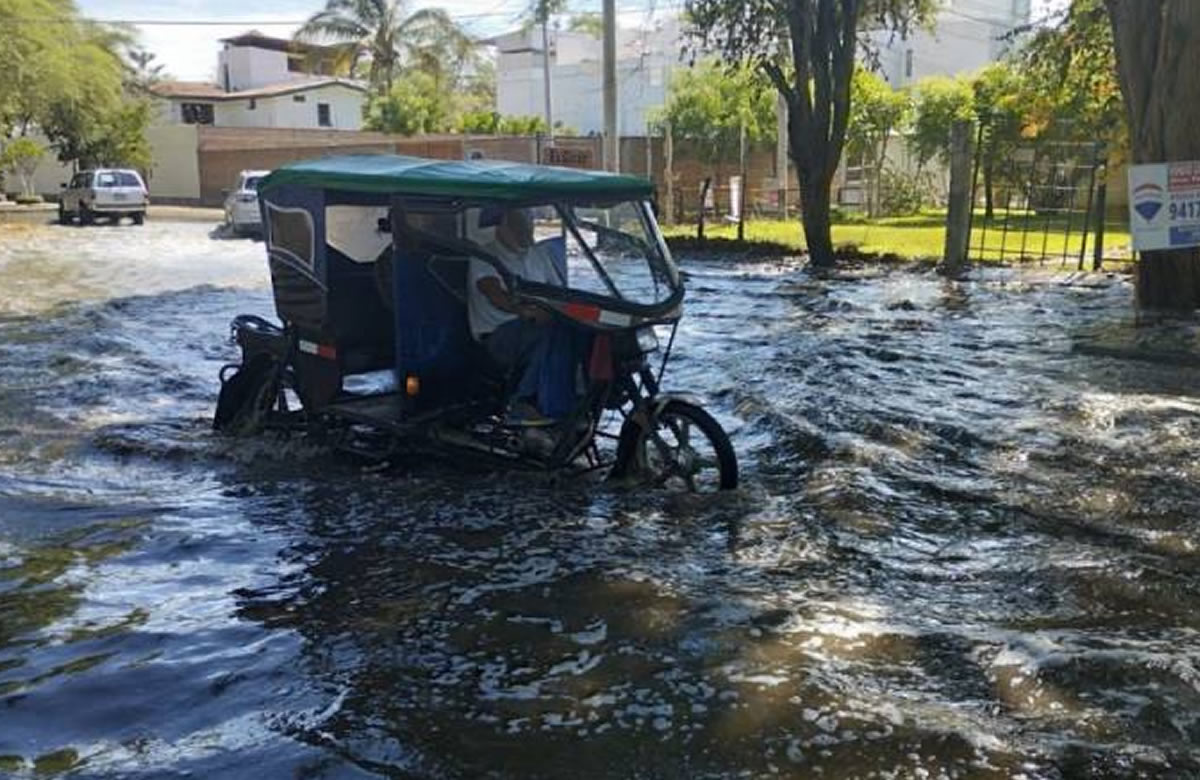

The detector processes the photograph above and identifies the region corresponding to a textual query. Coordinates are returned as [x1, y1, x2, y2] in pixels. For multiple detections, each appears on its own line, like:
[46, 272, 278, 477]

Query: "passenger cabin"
[254, 154, 675, 411]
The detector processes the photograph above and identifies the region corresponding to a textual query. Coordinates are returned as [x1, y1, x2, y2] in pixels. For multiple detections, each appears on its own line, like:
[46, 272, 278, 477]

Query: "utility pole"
[602, 0, 618, 171]
[541, 13, 554, 144]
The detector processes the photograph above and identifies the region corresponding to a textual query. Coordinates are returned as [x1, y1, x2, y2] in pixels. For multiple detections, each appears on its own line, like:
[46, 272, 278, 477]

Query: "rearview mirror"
[60, 182, 66, 188]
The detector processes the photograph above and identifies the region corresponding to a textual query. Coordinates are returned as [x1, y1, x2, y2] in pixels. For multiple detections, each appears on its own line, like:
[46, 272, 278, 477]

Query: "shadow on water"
[3, 226, 1200, 777]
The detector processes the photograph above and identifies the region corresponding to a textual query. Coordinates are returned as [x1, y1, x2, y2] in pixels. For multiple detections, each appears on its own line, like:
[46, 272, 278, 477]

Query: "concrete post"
[738, 122, 747, 241]
[664, 123, 674, 225]
[776, 92, 789, 218]
[942, 120, 975, 276]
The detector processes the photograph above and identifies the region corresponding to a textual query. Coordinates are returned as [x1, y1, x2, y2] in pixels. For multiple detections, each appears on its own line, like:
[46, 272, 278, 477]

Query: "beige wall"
[146, 124, 201, 201]
[24, 140, 73, 197]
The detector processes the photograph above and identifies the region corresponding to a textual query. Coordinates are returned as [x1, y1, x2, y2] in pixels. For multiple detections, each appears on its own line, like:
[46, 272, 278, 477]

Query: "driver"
[468, 208, 560, 425]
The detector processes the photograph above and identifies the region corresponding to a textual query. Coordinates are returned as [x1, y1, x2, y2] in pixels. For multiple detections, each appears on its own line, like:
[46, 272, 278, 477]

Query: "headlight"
[635, 326, 659, 353]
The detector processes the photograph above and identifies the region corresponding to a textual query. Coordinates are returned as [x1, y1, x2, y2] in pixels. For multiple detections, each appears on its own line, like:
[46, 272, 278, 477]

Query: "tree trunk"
[801, 174, 835, 266]
[762, 0, 859, 269]
[1106, 0, 1200, 310]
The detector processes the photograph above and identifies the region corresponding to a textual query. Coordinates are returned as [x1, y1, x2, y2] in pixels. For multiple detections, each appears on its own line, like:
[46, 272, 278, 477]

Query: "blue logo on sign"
[1134, 182, 1164, 222]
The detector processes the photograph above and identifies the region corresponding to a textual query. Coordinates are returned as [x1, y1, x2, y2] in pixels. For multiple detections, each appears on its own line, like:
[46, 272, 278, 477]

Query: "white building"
[489, 19, 682, 136]
[150, 31, 368, 130]
[492, 2, 1030, 138]
[871, 0, 1033, 87]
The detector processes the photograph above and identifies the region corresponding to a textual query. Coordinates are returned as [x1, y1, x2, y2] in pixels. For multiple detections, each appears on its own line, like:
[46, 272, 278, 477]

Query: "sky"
[77, 0, 1067, 82]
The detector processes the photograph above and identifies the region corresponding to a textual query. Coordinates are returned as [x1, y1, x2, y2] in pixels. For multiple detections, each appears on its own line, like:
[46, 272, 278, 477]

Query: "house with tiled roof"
[150, 31, 368, 130]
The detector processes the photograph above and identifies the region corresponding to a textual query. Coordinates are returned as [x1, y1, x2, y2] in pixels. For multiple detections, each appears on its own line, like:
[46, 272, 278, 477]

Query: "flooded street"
[2, 221, 1200, 778]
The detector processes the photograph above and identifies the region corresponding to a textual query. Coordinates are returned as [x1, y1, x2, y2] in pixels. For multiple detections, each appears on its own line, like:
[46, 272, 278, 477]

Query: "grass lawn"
[662, 211, 1134, 266]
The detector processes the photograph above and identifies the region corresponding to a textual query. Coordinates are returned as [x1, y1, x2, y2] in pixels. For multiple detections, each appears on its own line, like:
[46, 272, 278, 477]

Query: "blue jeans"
[484, 318, 552, 403]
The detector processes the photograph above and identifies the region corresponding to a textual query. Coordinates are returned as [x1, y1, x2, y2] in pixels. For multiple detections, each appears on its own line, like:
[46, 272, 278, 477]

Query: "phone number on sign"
[1170, 200, 1200, 220]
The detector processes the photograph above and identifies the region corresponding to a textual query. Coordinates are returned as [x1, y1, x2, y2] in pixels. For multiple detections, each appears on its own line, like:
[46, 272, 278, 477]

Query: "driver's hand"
[521, 303, 552, 325]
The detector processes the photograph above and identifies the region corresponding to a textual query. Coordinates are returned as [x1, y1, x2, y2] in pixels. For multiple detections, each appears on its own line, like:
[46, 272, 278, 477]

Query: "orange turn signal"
[405, 375, 421, 396]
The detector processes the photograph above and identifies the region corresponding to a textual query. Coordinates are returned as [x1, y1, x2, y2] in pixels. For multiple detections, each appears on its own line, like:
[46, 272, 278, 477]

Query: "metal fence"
[967, 129, 1110, 269]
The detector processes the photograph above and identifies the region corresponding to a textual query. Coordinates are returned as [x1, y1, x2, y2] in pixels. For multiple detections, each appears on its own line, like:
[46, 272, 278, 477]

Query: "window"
[293, 94, 307, 103]
[317, 103, 331, 127]
[115, 172, 143, 187]
[96, 172, 118, 188]
[904, 49, 914, 79]
[181, 102, 214, 125]
[248, 98, 256, 110]
[265, 204, 315, 272]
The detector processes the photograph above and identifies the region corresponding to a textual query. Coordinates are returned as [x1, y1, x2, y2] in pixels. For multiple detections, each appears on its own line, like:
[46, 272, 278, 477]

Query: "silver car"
[59, 169, 148, 225]
[223, 170, 269, 236]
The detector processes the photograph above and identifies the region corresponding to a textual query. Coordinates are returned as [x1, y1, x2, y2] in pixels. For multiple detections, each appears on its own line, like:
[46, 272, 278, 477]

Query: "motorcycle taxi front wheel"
[612, 399, 738, 492]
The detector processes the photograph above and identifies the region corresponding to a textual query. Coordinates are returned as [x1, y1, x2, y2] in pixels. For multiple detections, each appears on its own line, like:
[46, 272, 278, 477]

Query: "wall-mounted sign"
[1129, 161, 1200, 251]
[543, 146, 592, 169]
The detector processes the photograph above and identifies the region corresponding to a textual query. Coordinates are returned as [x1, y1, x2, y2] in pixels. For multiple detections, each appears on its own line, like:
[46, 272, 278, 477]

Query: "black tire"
[57, 204, 69, 225]
[611, 399, 738, 491]
[132, 212, 145, 225]
[79, 203, 93, 226]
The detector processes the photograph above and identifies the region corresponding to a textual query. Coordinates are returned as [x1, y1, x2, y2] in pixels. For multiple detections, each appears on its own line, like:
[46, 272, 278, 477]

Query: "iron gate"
[967, 128, 1109, 269]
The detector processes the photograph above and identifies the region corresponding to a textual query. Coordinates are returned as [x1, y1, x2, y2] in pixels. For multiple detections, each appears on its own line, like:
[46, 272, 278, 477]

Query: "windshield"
[453, 199, 679, 309]
[243, 176, 263, 191]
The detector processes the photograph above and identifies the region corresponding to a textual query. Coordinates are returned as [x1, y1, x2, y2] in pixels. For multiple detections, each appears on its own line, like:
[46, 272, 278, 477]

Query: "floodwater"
[2, 221, 1199, 779]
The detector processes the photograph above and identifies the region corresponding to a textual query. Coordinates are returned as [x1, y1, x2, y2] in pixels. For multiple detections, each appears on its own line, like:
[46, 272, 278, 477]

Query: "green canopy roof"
[258, 154, 653, 202]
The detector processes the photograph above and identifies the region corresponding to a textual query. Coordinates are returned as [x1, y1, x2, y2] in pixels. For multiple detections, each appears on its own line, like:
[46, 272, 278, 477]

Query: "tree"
[567, 12, 603, 38]
[363, 71, 451, 134]
[846, 67, 911, 216]
[655, 60, 777, 170]
[458, 111, 501, 134]
[684, 0, 935, 266]
[125, 46, 166, 94]
[908, 75, 974, 169]
[296, 0, 475, 93]
[498, 115, 549, 135]
[519, 0, 568, 137]
[1, 137, 45, 197]
[970, 62, 1026, 219]
[1104, 0, 1200, 310]
[0, 0, 148, 172]
[1018, 0, 1122, 147]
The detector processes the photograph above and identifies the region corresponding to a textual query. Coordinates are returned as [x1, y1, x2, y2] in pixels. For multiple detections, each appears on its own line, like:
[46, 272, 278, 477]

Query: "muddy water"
[2, 221, 1200, 778]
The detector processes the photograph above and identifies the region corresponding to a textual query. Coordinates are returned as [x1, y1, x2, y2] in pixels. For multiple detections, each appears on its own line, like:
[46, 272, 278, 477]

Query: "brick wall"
[189, 126, 798, 213]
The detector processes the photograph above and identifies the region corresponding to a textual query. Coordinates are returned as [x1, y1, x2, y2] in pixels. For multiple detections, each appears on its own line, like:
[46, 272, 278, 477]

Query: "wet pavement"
[2, 221, 1200, 778]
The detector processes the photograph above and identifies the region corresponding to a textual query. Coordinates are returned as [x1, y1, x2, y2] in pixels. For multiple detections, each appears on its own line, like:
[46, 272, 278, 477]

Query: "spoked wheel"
[613, 400, 738, 492]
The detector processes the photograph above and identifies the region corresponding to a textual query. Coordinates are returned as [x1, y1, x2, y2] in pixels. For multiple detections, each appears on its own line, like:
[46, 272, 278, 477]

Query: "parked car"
[223, 170, 270, 236]
[59, 169, 148, 225]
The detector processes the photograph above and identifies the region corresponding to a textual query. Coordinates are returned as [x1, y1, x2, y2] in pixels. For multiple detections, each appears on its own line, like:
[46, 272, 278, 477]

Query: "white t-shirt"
[468, 241, 560, 339]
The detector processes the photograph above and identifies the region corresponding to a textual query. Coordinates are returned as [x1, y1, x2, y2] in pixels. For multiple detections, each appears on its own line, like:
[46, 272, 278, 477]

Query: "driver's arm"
[476, 277, 548, 322]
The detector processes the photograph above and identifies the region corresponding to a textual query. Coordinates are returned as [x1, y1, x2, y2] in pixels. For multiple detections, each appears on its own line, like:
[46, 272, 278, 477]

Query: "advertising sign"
[1129, 161, 1200, 251]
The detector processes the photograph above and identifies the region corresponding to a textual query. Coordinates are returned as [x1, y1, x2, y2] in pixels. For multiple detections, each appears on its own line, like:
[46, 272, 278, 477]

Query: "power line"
[3, 3, 687, 27]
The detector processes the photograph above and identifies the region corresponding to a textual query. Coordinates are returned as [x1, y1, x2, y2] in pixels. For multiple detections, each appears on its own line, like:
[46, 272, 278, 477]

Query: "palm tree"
[295, 0, 475, 94]
[522, 0, 567, 140]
